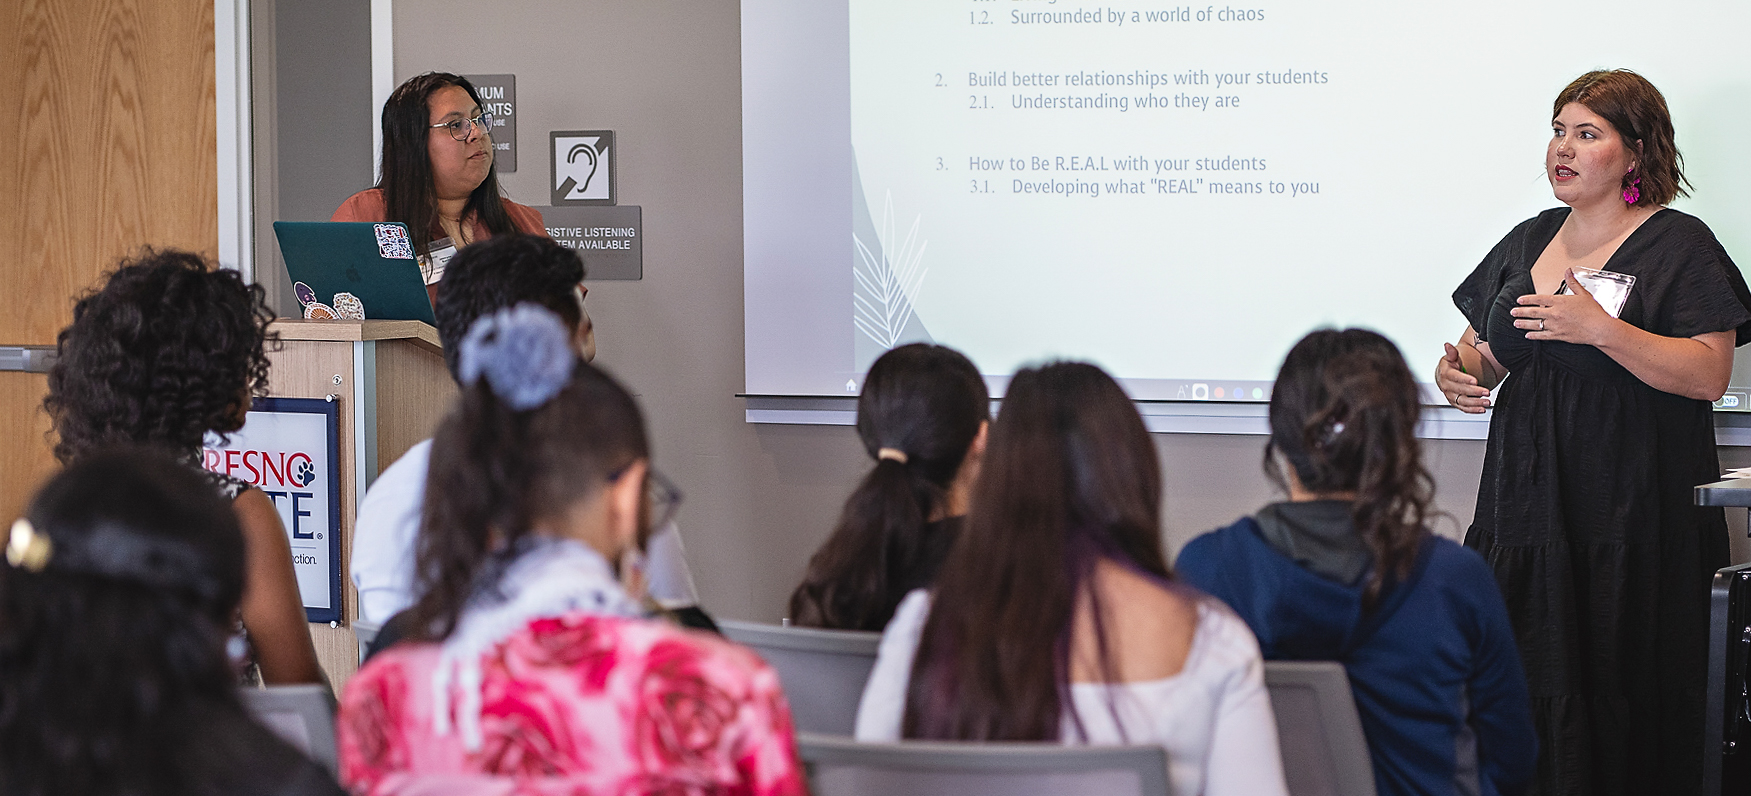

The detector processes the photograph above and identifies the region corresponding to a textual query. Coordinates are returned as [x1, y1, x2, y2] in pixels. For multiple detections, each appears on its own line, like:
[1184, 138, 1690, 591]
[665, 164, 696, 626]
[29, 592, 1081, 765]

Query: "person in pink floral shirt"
[337, 305, 806, 795]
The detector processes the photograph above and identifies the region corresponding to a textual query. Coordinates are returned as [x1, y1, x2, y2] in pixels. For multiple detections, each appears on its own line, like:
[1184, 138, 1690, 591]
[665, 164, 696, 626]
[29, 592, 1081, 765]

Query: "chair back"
[718, 620, 880, 735]
[241, 684, 339, 775]
[797, 732, 1172, 796]
[1264, 661, 1377, 796]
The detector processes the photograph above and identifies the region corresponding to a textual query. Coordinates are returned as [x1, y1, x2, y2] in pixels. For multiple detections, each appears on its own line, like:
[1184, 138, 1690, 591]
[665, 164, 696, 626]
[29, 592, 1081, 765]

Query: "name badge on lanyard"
[418, 237, 460, 285]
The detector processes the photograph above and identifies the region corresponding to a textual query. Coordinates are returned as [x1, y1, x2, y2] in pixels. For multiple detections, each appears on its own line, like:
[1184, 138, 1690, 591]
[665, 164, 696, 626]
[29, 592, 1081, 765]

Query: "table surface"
[1694, 477, 1751, 507]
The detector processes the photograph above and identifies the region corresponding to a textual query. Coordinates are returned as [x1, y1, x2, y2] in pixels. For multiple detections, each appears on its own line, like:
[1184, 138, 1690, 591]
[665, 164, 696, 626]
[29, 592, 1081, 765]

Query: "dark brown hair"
[45, 249, 274, 464]
[407, 360, 649, 641]
[1553, 69, 1688, 207]
[433, 234, 585, 379]
[902, 362, 1168, 741]
[1265, 328, 1432, 608]
[378, 72, 515, 258]
[789, 344, 989, 631]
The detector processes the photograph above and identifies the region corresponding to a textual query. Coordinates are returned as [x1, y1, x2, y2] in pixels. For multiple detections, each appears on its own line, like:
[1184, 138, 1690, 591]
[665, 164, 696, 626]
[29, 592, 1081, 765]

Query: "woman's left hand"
[1512, 268, 1619, 345]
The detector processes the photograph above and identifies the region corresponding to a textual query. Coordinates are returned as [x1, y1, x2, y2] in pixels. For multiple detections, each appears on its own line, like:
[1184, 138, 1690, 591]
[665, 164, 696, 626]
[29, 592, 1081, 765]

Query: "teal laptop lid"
[272, 221, 437, 325]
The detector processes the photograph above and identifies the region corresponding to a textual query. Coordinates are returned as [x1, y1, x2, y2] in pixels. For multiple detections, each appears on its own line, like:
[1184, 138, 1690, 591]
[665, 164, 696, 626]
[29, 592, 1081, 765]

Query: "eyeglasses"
[609, 464, 685, 531]
[646, 468, 684, 531]
[430, 111, 494, 142]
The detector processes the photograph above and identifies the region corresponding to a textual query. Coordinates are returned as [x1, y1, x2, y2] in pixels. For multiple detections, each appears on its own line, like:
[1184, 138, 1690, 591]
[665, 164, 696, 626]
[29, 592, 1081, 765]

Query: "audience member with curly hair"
[0, 449, 345, 796]
[44, 249, 325, 686]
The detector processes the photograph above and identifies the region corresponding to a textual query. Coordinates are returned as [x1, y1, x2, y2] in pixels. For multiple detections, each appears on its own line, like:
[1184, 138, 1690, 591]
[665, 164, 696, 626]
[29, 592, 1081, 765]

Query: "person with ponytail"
[789, 343, 989, 630]
[336, 305, 804, 795]
[0, 450, 344, 796]
[1177, 329, 1536, 796]
[854, 361, 1287, 796]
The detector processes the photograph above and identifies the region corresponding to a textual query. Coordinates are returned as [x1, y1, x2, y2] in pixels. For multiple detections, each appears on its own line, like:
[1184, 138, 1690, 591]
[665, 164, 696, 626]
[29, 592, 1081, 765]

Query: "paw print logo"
[292, 459, 316, 488]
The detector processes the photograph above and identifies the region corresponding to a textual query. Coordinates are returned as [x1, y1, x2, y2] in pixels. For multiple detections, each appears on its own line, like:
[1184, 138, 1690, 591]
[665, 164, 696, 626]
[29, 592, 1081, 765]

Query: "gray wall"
[391, 1, 1748, 622]
[252, 0, 375, 316]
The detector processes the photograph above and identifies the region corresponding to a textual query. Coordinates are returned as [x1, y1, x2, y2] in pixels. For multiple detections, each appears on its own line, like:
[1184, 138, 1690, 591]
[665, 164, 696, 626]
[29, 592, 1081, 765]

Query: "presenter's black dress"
[1453, 208, 1751, 796]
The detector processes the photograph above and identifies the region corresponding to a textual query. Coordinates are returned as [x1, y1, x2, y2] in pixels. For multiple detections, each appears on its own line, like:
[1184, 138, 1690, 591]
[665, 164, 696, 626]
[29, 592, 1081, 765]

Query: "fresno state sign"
[203, 396, 341, 623]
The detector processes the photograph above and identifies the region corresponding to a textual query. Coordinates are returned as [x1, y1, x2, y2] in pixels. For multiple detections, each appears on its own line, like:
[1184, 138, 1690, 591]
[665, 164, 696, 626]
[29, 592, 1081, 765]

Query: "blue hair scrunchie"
[457, 303, 576, 410]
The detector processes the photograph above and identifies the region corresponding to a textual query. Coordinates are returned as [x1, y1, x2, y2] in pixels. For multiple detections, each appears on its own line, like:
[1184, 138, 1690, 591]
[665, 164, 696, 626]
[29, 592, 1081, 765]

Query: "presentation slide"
[743, 0, 1751, 402]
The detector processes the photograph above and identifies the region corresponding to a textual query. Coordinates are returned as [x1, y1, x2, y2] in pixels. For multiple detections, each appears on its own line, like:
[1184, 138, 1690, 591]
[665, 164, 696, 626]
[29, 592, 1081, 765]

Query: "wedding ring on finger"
[1538, 319, 1546, 332]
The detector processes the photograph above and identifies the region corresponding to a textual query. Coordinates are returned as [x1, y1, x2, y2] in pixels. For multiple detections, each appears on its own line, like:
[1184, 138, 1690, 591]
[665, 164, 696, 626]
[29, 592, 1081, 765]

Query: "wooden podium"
[265, 320, 455, 688]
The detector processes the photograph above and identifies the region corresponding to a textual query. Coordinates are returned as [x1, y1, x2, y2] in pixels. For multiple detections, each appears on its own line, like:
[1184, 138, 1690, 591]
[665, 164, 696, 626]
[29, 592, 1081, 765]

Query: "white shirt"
[855, 590, 1289, 796]
[350, 439, 700, 625]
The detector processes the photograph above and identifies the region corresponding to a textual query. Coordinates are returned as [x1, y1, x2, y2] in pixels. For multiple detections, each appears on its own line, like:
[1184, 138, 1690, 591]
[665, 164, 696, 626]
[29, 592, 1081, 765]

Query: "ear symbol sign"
[568, 143, 600, 192]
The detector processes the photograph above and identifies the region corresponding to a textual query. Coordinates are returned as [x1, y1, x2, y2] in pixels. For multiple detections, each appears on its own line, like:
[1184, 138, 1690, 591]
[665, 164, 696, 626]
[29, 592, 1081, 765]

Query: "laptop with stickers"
[272, 221, 437, 325]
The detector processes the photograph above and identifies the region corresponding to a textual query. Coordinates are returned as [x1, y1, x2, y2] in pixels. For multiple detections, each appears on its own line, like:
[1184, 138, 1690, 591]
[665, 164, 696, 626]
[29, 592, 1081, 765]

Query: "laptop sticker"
[332, 292, 366, 320]
[302, 302, 338, 320]
[293, 281, 317, 307]
[373, 224, 416, 260]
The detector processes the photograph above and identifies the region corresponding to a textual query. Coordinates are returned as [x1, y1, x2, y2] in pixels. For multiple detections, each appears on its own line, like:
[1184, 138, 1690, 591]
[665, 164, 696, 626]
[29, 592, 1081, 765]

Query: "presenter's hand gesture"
[1512, 268, 1615, 345]
[1437, 343, 1491, 413]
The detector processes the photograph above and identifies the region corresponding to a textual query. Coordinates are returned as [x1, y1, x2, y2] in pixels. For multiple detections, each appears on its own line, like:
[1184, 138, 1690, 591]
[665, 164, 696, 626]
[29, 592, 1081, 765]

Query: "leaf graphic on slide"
[853, 192, 929, 350]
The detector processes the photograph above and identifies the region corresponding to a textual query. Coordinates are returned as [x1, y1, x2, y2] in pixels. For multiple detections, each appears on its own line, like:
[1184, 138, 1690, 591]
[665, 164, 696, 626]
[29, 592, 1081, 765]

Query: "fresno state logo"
[202, 448, 315, 490]
[289, 453, 316, 488]
[201, 448, 322, 540]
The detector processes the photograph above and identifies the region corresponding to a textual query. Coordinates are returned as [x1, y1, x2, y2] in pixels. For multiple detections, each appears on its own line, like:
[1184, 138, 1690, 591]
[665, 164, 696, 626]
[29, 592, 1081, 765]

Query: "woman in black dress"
[1436, 70, 1751, 795]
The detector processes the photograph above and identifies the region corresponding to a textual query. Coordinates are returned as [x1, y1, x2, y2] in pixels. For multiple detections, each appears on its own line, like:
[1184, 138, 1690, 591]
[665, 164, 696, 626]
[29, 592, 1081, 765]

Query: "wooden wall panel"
[0, 375, 57, 522]
[0, 0, 215, 517]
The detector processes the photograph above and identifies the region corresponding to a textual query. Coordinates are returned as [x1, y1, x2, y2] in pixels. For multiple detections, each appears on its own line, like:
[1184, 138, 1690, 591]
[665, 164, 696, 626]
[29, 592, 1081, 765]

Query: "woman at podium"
[332, 72, 548, 290]
[1437, 69, 1751, 795]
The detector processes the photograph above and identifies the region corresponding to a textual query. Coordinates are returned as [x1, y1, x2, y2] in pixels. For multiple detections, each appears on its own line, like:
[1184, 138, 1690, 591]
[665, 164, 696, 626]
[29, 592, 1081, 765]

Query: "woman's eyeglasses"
[646, 468, 684, 531]
[608, 464, 685, 531]
[430, 111, 494, 142]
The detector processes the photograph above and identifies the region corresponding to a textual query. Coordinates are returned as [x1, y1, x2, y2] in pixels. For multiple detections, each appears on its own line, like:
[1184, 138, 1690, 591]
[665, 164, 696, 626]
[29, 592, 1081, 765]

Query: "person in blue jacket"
[1177, 328, 1537, 796]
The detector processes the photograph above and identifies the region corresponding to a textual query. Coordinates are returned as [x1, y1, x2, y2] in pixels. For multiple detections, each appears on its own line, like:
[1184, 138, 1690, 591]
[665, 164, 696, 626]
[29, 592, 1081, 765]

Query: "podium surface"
[266, 320, 454, 687]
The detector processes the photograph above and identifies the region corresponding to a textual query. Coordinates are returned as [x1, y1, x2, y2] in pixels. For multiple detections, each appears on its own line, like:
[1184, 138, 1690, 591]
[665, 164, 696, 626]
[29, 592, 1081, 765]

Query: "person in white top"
[853, 362, 1287, 796]
[350, 235, 697, 627]
[352, 442, 697, 625]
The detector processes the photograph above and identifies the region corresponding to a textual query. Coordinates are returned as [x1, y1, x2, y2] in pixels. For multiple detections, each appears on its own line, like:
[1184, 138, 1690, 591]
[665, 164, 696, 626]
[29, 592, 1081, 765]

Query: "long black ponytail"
[407, 307, 648, 641]
[788, 344, 988, 630]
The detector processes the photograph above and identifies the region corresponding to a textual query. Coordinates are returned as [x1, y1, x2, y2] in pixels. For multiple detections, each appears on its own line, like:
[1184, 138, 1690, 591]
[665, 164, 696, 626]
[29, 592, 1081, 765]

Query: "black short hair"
[433, 234, 585, 379]
[44, 249, 274, 464]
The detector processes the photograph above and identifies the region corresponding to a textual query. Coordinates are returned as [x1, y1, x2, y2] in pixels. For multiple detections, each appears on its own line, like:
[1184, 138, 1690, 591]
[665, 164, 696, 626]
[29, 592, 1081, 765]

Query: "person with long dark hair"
[337, 305, 804, 794]
[1178, 328, 1536, 796]
[854, 361, 1286, 796]
[0, 450, 344, 796]
[332, 72, 550, 296]
[788, 343, 988, 630]
[43, 249, 324, 686]
[1435, 70, 1751, 795]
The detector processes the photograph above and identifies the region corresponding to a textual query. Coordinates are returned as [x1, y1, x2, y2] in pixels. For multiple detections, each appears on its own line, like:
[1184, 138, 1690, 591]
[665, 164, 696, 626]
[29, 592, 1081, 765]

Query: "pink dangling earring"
[1621, 170, 1641, 205]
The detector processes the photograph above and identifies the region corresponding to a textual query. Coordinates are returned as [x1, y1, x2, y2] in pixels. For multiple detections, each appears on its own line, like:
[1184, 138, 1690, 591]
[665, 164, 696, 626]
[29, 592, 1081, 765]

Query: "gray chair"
[241, 684, 339, 775]
[797, 732, 1173, 796]
[1264, 661, 1377, 796]
[718, 620, 880, 735]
